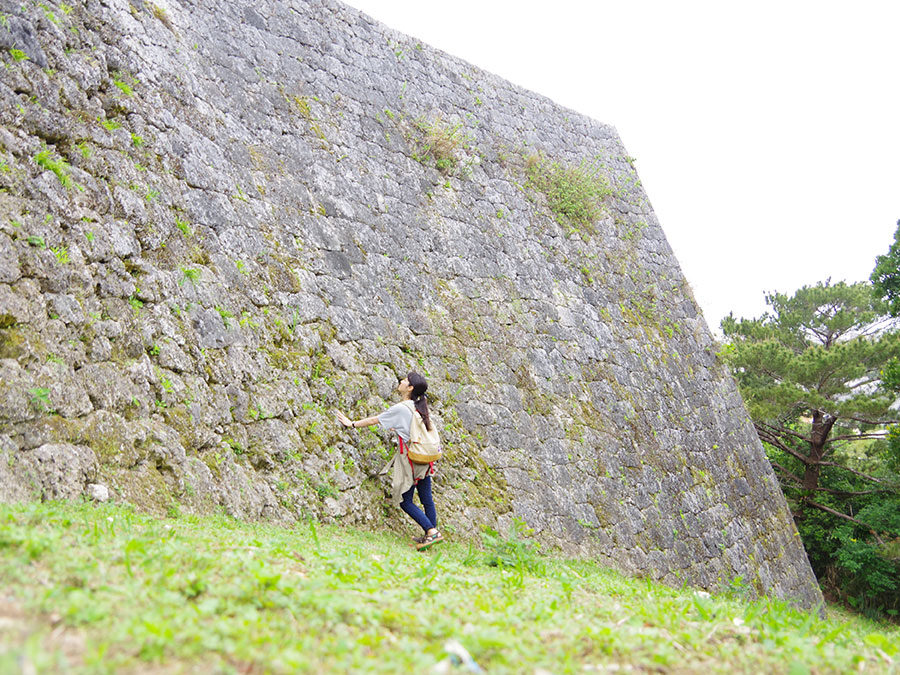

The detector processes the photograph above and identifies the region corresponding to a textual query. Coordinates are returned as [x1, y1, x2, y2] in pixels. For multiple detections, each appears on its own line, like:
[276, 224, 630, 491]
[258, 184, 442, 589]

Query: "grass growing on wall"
[525, 152, 611, 235]
[413, 116, 472, 176]
[1, 501, 898, 673]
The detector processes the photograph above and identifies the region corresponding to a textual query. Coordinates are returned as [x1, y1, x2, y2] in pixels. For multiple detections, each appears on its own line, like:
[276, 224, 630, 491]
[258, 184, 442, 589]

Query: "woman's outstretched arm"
[335, 410, 380, 429]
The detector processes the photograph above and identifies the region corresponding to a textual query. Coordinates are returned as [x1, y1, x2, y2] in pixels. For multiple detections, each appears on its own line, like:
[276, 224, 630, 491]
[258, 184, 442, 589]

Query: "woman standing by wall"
[335, 372, 443, 550]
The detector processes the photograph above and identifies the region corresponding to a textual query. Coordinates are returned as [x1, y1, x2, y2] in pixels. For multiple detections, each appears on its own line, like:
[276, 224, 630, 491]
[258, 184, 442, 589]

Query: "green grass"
[0, 502, 897, 674]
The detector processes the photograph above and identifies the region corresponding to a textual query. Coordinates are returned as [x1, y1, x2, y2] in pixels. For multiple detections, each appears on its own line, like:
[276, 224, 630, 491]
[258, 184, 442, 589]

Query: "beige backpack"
[403, 400, 442, 464]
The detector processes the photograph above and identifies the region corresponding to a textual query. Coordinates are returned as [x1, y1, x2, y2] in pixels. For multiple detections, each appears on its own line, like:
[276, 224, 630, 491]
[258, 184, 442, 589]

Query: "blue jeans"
[400, 476, 437, 533]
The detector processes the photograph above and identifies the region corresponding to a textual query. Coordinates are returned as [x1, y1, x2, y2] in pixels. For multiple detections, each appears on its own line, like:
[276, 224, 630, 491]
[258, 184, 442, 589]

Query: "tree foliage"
[871, 219, 900, 316]
[721, 280, 900, 619]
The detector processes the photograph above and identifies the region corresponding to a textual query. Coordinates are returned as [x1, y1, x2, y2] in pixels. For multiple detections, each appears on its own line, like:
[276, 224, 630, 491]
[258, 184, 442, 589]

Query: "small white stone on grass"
[87, 483, 110, 502]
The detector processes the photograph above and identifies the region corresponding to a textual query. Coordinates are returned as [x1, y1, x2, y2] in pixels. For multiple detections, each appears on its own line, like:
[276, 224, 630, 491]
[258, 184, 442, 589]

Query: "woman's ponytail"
[407, 371, 432, 430]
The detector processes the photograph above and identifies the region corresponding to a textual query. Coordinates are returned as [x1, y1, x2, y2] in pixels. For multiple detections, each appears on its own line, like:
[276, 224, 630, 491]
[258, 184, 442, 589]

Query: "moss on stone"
[0, 327, 30, 360]
[162, 405, 198, 453]
[514, 365, 554, 416]
[200, 448, 226, 479]
[28, 414, 81, 445]
[267, 346, 307, 372]
[99, 464, 174, 516]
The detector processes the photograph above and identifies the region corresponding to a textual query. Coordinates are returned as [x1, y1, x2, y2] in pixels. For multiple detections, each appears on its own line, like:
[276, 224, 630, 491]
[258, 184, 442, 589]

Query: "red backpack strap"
[399, 436, 419, 485]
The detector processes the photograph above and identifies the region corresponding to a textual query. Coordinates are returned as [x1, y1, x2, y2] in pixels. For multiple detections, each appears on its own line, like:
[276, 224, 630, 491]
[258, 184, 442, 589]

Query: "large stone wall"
[0, 0, 822, 607]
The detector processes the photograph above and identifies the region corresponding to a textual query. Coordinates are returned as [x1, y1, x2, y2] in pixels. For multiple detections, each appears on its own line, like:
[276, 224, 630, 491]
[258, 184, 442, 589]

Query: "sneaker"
[416, 531, 443, 551]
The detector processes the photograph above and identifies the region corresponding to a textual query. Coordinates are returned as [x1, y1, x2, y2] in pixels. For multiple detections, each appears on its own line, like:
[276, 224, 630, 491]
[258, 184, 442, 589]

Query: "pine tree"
[721, 280, 900, 617]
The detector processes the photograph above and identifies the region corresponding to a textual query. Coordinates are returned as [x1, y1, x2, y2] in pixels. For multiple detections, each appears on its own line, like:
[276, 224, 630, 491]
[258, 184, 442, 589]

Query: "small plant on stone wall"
[412, 115, 473, 176]
[314, 480, 339, 500]
[175, 217, 192, 238]
[179, 267, 200, 285]
[525, 152, 611, 235]
[214, 305, 233, 328]
[112, 72, 135, 97]
[151, 3, 174, 31]
[51, 245, 69, 265]
[28, 387, 52, 414]
[288, 95, 328, 147]
[34, 148, 73, 188]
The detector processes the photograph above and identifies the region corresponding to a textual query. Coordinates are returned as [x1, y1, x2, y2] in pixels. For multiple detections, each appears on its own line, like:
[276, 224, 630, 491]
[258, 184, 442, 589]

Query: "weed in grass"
[480, 517, 544, 575]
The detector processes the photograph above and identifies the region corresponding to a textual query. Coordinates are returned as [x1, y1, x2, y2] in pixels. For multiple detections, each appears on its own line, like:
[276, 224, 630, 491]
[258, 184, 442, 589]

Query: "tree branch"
[771, 461, 803, 485]
[802, 498, 886, 547]
[814, 487, 892, 497]
[756, 421, 810, 443]
[826, 432, 889, 443]
[844, 414, 900, 426]
[817, 461, 894, 486]
[846, 377, 879, 391]
[754, 427, 811, 465]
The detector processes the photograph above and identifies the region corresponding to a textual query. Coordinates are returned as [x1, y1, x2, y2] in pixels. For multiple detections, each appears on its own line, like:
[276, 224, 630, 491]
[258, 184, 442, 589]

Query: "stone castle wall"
[0, 0, 822, 607]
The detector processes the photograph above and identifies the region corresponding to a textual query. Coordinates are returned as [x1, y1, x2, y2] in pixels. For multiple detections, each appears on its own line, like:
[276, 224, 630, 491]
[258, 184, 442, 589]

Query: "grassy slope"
[0, 502, 897, 674]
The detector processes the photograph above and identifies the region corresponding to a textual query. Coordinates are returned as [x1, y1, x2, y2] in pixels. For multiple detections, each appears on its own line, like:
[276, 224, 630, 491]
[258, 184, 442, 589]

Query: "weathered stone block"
[16, 443, 97, 500]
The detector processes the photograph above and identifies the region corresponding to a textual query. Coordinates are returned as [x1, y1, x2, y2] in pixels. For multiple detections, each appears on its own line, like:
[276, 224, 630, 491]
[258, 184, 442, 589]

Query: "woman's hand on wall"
[335, 410, 354, 428]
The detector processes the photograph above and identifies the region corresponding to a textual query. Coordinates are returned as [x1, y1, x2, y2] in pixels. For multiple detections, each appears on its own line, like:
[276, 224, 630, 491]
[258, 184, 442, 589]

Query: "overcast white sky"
[345, 0, 900, 332]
